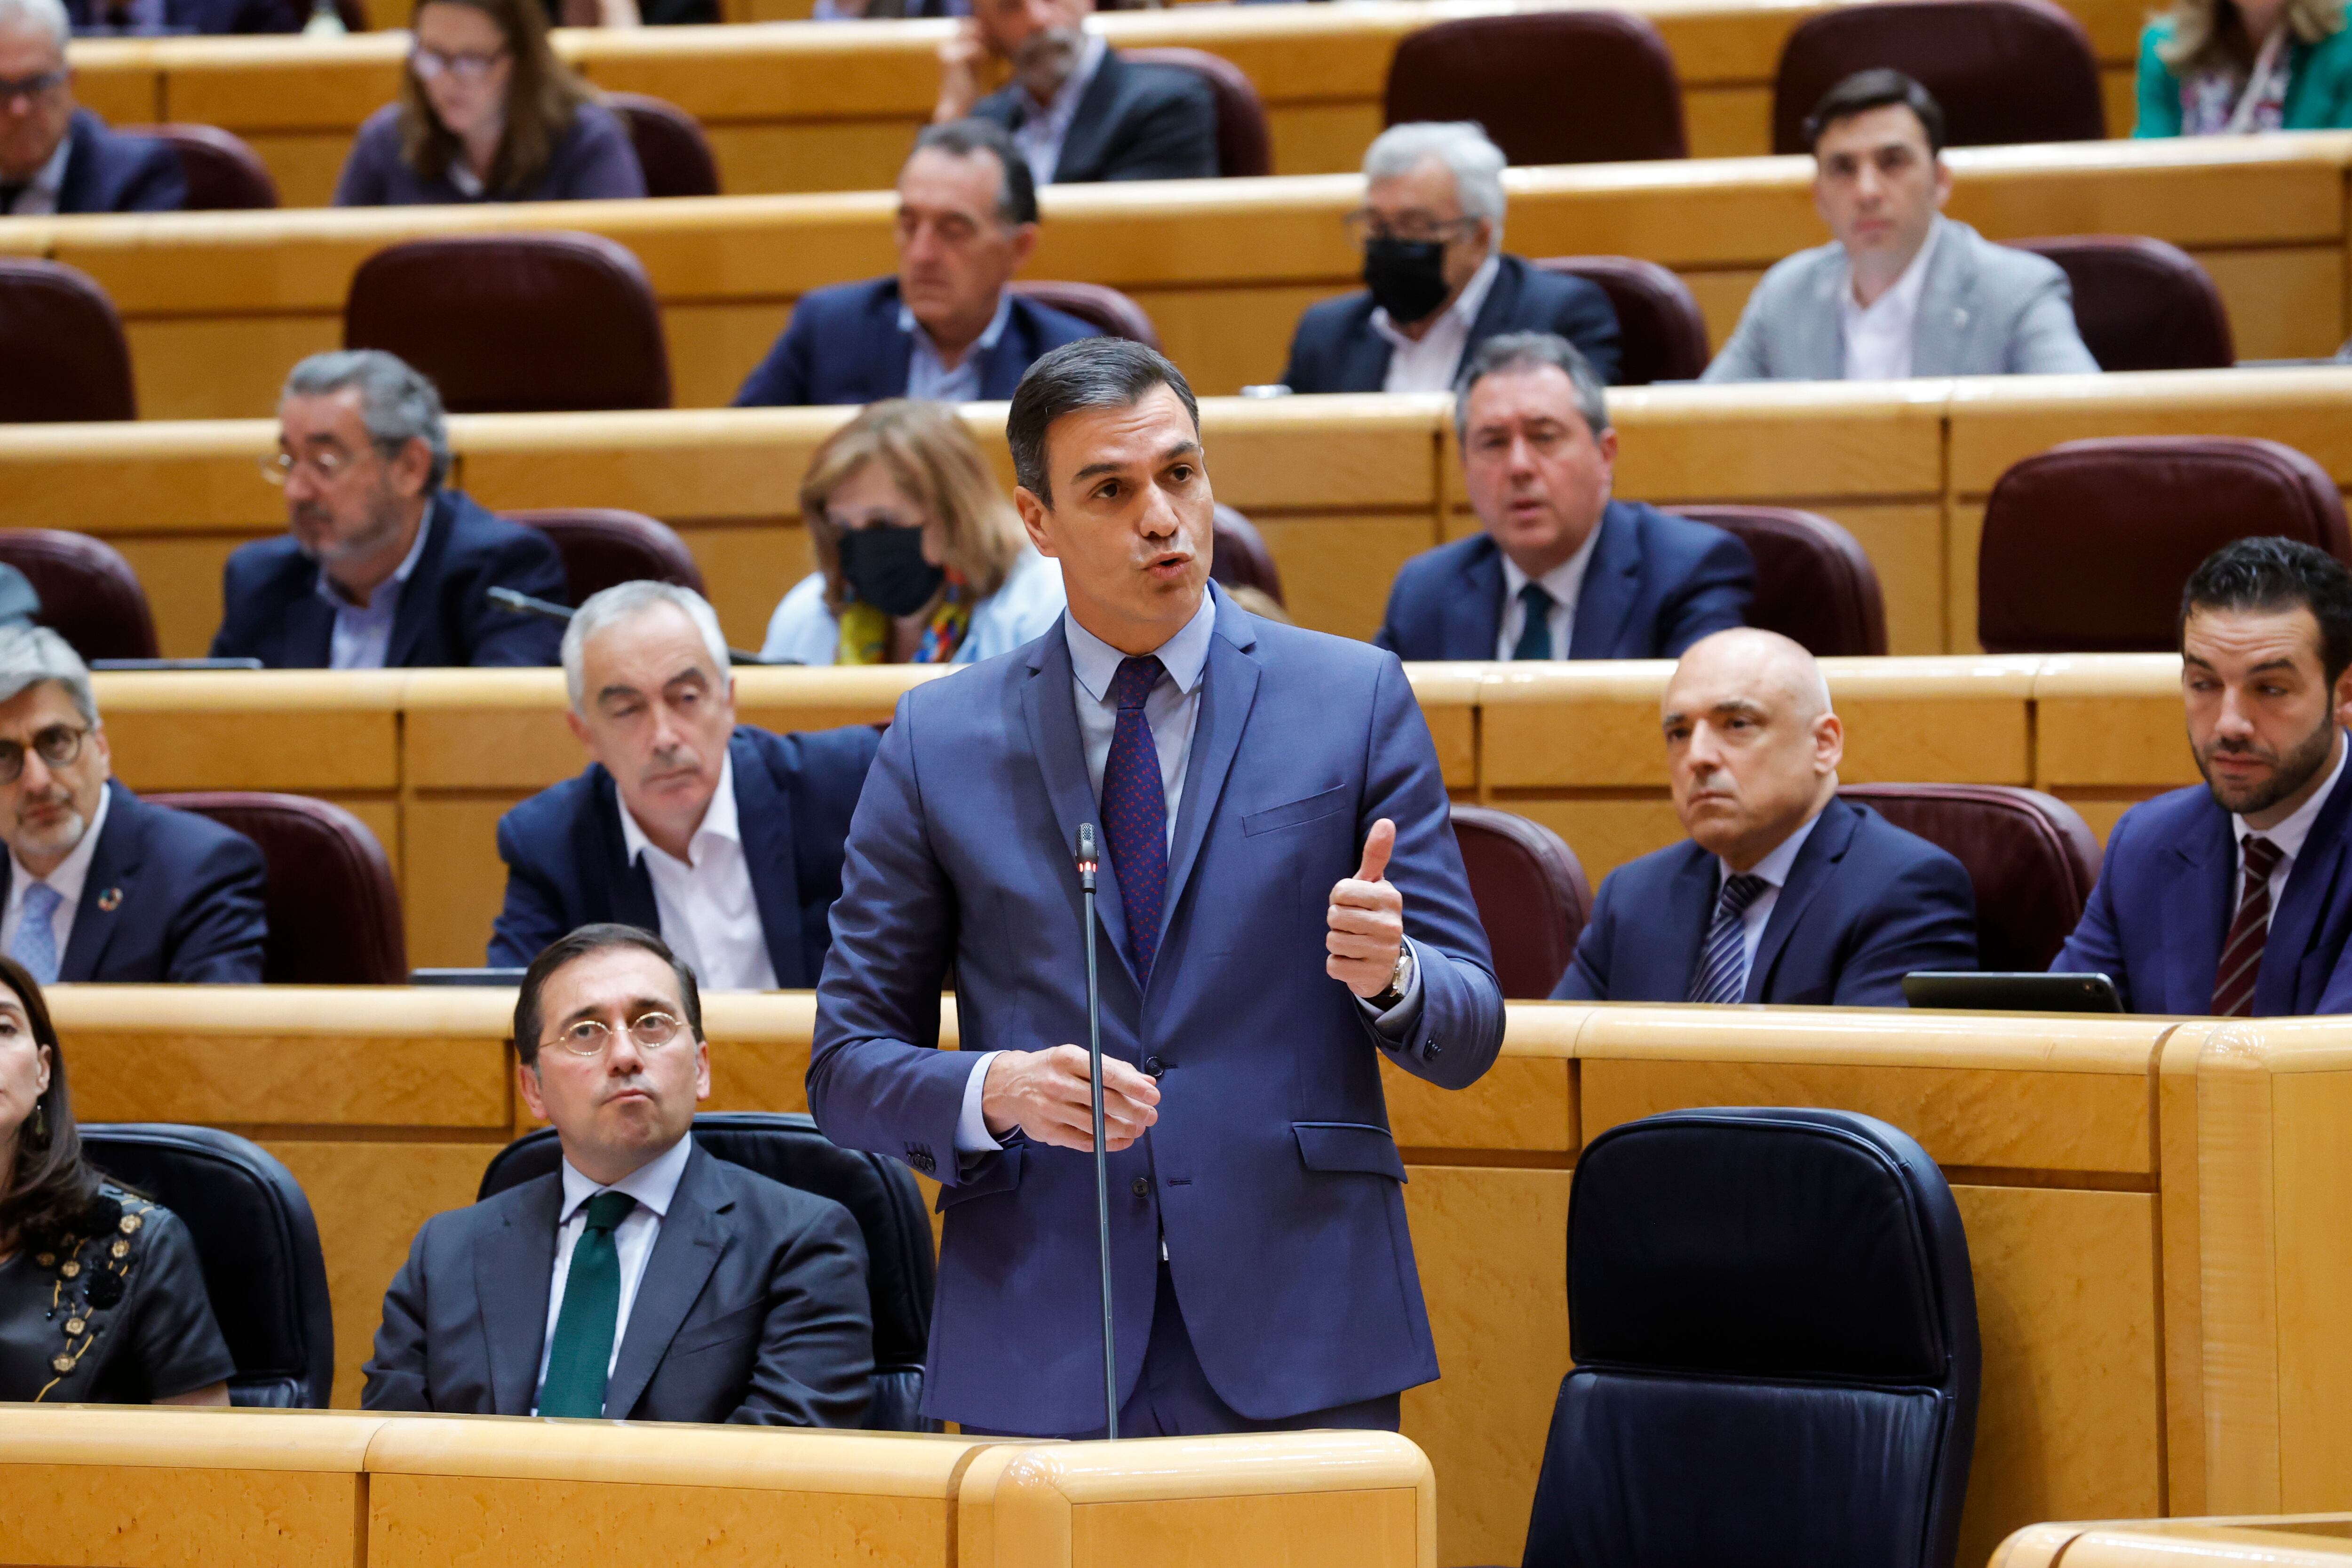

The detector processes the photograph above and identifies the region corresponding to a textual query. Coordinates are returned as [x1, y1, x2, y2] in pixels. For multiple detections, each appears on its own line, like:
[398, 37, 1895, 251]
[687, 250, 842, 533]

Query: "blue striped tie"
[1686, 873, 1770, 1005]
[10, 882, 61, 986]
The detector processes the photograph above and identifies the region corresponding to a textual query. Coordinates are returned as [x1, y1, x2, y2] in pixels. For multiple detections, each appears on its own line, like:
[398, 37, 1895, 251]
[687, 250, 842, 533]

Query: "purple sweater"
[332, 100, 645, 207]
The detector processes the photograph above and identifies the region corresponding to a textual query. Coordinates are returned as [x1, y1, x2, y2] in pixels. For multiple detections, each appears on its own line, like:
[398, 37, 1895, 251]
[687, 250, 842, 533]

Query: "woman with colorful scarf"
[2136, 0, 2352, 135]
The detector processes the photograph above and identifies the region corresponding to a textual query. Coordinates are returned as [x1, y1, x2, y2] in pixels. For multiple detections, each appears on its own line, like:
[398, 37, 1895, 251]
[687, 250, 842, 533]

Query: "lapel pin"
[95, 888, 122, 912]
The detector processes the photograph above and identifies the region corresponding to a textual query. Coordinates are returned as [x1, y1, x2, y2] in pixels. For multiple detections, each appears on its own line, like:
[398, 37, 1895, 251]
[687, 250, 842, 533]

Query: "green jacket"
[2135, 16, 2352, 133]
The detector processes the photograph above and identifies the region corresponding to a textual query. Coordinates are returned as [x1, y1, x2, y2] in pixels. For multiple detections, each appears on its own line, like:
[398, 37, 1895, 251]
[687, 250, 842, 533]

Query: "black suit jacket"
[362, 1141, 874, 1426]
[971, 49, 1219, 183]
[48, 111, 186, 215]
[66, 0, 298, 32]
[1280, 253, 1625, 390]
[731, 276, 1100, 407]
[209, 490, 567, 669]
[0, 780, 268, 984]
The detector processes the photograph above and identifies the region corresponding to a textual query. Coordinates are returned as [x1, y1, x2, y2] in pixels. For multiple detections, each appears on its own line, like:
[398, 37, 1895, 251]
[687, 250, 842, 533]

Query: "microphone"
[484, 586, 797, 666]
[1075, 824, 1119, 1440]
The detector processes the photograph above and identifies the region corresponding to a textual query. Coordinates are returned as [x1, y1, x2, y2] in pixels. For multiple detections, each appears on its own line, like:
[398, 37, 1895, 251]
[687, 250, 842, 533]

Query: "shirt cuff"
[1358, 939, 1425, 1039]
[954, 1051, 1004, 1154]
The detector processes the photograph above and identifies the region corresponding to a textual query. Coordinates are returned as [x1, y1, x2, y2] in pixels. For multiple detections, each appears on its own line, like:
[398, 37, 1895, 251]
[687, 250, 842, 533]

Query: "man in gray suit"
[1701, 71, 2098, 383]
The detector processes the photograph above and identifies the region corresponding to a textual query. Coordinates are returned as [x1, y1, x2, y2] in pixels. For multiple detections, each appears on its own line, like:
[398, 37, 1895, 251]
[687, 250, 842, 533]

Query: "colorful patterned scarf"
[835, 571, 972, 665]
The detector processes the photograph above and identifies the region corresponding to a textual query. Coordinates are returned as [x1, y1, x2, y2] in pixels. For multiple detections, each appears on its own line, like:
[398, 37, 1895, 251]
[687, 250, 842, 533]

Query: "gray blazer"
[1700, 217, 2098, 382]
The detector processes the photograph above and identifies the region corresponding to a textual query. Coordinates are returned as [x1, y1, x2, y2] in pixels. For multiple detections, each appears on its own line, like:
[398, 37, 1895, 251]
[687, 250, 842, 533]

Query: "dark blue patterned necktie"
[1687, 874, 1770, 1004]
[1102, 655, 1168, 985]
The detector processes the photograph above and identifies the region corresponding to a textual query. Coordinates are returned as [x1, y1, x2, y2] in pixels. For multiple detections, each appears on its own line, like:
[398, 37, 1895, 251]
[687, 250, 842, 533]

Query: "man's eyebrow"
[1159, 439, 1203, 464]
[556, 993, 678, 1030]
[595, 682, 647, 706]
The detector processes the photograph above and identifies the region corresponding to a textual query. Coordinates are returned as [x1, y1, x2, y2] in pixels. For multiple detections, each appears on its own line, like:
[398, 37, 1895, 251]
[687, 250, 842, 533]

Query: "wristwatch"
[1369, 947, 1414, 1011]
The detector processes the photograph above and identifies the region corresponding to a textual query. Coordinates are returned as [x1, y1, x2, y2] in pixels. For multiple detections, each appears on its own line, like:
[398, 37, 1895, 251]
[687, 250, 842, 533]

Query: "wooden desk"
[1996, 1515, 2352, 1565]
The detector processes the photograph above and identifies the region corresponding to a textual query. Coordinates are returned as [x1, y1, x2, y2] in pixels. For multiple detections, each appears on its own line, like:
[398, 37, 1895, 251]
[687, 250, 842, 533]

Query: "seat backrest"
[1663, 505, 1888, 657]
[500, 507, 707, 602]
[344, 232, 672, 414]
[1978, 437, 2351, 653]
[1209, 503, 1285, 606]
[1533, 255, 1710, 385]
[117, 123, 279, 210]
[1771, 0, 2104, 152]
[0, 528, 159, 661]
[1840, 785, 2100, 971]
[1529, 1107, 1979, 1568]
[2007, 235, 2233, 371]
[1384, 12, 1687, 164]
[80, 1123, 335, 1409]
[1122, 47, 1272, 177]
[603, 92, 721, 199]
[0, 259, 136, 423]
[1007, 280, 1162, 350]
[1451, 804, 1590, 998]
[146, 791, 407, 984]
[478, 1111, 938, 1431]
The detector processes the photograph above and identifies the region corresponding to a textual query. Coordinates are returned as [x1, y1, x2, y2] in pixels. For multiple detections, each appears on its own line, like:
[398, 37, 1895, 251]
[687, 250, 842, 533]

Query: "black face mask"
[838, 525, 945, 617]
[1362, 237, 1453, 327]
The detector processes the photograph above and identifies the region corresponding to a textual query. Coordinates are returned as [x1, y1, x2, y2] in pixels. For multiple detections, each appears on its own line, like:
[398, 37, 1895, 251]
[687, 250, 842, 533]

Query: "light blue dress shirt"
[1009, 33, 1109, 189]
[898, 292, 1014, 405]
[316, 511, 433, 671]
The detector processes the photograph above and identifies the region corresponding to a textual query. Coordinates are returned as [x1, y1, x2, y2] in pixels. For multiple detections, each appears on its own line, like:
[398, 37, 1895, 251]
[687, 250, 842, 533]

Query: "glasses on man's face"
[1342, 210, 1482, 250]
[0, 724, 88, 787]
[258, 447, 360, 486]
[0, 70, 67, 108]
[409, 46, 509, 83]
[546, 1011, 687, 1059]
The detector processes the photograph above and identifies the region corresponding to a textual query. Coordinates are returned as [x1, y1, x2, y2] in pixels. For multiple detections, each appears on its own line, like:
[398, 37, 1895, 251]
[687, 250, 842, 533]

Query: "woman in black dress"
[0, 955, 233, 1404]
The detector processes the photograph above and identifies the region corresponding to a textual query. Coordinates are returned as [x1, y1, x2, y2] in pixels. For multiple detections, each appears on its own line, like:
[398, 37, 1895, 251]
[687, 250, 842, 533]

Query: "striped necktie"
[2212, 836, 2285, 1018]
[1686, 873, 1770, 1005]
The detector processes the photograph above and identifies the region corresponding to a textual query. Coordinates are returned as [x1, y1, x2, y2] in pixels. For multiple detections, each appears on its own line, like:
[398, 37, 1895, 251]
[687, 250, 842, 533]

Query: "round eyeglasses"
[546, 1011, 687, 1058]
[0, 724, 88, 787]
[409, 46, 509, 83]
[258, 449, 359, 486]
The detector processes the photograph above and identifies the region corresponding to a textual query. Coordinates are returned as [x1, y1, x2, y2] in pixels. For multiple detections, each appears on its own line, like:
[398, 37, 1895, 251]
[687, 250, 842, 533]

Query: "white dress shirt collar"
[895, 289, 1014, 401]
[556, 1129, 694, 1226]
[1837, 217, 1943, 382]
[1064, 586, 1217, 704]
[619, 751, 739, 871]
[1496, 525, 1601, 660]
[1723, 803, 1823, 893]
[2235, 730, 2349, 867]
[1372, 253, 1502, 395]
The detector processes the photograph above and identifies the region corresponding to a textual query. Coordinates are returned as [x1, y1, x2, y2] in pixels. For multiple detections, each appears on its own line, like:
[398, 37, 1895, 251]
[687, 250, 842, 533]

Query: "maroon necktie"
[2211, 835, 2285, 1017]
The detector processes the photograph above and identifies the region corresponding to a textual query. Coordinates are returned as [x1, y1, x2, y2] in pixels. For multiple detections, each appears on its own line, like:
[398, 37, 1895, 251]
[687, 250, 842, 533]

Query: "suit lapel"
[2163, 803, 2235, 1015]
[2255, 736, 2352, 1014]
[282, 588, 337, 669]
[730, 732, 810, 987]
[1798, 254, 1849, 381]
[1565, 504, 1639, 659]
[588, 770, 663, 934]
[59, 782, 138, 984]
[1454, 255, 1523, 382]
[1659, 846, 1720, 1000]
[1051, 52, 1126, 183]
[1021, 624, 1139, 985]
[1908, 220, 1971, 378]
[1158, 591, 1262, 983]
[1444, 537, 1505, 660]
[602, 1147, 730, 1420]
[384, 495, 456, 670]
[877, 287, 919, 399]
[475, 1175, 561, 1415]
[1745, 798, 1859, 1002]
[1338, 317, 1396, 394]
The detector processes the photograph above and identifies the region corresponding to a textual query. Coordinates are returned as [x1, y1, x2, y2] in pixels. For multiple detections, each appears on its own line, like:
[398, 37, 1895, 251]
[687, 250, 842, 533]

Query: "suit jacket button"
[1143, 1055, 1164, 1076]
[1131, 1176, 1152, 1197]
[1425, 1039, 1442, 1058]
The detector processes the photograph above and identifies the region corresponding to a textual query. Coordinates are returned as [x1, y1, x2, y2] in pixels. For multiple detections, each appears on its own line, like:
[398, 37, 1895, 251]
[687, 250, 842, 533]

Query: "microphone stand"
[1075, 824, 1120, 1440]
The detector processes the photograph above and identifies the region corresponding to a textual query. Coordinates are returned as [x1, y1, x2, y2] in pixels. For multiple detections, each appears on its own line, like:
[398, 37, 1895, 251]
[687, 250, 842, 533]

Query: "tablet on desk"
[1901, 972, 2124, 1013]
[409, 968, 527, 987]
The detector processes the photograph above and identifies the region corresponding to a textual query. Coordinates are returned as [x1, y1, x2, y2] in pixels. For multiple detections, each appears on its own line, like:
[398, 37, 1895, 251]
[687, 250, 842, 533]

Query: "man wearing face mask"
[1280, 122, 1622, 395]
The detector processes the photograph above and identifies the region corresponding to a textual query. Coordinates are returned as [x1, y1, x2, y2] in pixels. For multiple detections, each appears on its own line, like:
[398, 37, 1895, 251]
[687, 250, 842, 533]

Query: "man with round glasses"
[0, 0, 185, 216]
[365, 923, 875, 1425]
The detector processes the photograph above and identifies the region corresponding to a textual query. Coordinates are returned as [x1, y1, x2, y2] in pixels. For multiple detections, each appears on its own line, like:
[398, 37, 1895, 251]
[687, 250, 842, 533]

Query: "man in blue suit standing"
[1555, 628, 1975, 1006]
[0, 0, 184, 215]
[2054, 538, 2352, 1015]
[733, 120, 1098, 408]
[809, 338, 1505, 1438]
[1376, 334, 1754, 662]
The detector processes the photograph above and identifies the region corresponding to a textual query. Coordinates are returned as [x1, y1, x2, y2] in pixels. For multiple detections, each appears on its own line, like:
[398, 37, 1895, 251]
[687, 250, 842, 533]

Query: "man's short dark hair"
[1455, 331, 1610, 440]
[513, 923, 703, 1067]
[1007, 337, 1200, 507]
[1803, 69, 1947, 157]
[908, 118, 1039, 228]
[2180, 535, 2352, 685]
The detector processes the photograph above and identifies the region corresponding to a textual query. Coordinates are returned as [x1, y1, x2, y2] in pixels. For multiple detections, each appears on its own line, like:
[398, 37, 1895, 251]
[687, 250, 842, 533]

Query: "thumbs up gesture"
[1327, 818, 1406, 999]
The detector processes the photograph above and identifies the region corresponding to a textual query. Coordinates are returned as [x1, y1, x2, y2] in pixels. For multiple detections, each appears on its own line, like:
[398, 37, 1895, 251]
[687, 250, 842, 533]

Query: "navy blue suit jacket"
[2053, 750, 2352, 1014]
[490, 724, 883, 983]
[1280, 253, 1625, 391]
[210, 491, 566, 669]
[67, 0, 298, 32]
[808, 587, 1506, 1433]
[0, 780, 268, 984]
[970, 50, 1219, 183]
[732, 278, 1100, 408]
[1375, 501, 1753, 661]
[53, 111, 186, 214]
[1553, 796, 1978, 1006]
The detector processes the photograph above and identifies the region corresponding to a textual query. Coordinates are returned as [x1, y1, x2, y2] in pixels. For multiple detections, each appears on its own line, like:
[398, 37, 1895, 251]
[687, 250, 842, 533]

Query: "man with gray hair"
[0, 0, 185, 215]
[1279, 121, 1621, 394]
[0, 626, 264, 983]
[488, 580, 880, 988]
[210, 350, 568, 669]
[1375, 331, 1751, 660]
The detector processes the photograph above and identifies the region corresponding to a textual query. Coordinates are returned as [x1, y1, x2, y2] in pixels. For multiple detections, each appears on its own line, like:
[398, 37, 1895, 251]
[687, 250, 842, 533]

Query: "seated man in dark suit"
[1282, 123, 1621, 393]
[0, 627, 265, 984]
[2055, 538, 2352, 1015]
[1556, 628, 1977, 1005]
[934, 0, 1217, 184]
[65, 0, 300, 35]
[213, 350, 568, 669]
[1377, 333, 1753, 661]
[0, 0, 185, 214]
[490, 581, 882, 987]
[734, 120, 1098, 408]
[365, 924, 874, 1424]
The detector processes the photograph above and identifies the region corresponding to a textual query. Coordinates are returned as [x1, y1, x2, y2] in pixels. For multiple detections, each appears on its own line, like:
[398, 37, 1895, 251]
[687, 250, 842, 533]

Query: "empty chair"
[0, 259, 135, 423]
[0, 529, 159, 661]
[147, 792, 407, 984]
[605, 92, 721, 199]
[1210, 503, 1285, 607]
[1978, 437, 2350, 653]
[1524, 1107, 1979, 1568]
[1842, 785, 2100, 971]
[480, 1111, 937, 1431]
[80, 1124, 334, 1408]
[1771, 0, 2104, 152]
[1452, 804, 1590, 998]
[118, 123, 278, 210]
[1008, 281, 1162, 350]
[1123, 47, 1273, 177]
[2008, 235, 2233, 371]
[1534, 256, 1710, 385]
[501, 507, 706, 602]
[1384, 13, 1688, 165]
[344, 232, 672, 414]
[1665, 506, 1888, 657]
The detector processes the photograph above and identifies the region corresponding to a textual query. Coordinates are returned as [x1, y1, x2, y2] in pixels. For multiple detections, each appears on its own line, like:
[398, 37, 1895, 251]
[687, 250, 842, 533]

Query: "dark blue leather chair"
[478, 1111, 936, 1432]
[1522, 1107, 1979, 1568]
[81, 1123, 335, 1408]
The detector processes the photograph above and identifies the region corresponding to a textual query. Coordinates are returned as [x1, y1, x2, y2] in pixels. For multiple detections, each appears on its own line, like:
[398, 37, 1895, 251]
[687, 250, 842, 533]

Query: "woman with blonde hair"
[764, 399, 1066, 666]
[2136, 0, 2352, 134]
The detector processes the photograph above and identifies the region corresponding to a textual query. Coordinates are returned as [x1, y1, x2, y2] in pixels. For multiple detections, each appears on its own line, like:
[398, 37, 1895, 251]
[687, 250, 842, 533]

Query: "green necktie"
[538, 1190, 636, 1418]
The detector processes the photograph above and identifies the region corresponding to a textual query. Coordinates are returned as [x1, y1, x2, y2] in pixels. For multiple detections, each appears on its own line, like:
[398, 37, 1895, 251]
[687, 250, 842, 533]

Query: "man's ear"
[1008, 221, 1039, 271]
[1930, 155, 1954, 209]
[1814, 710, 1847, 774]
[516, 1057, 548, 1122]
[1015, 486, 1057, 557]
[390, 437, 435, 500]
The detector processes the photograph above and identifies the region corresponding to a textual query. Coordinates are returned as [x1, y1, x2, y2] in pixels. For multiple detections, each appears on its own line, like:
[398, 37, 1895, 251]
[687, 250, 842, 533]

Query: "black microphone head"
[1078, 823, 1096, 862]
